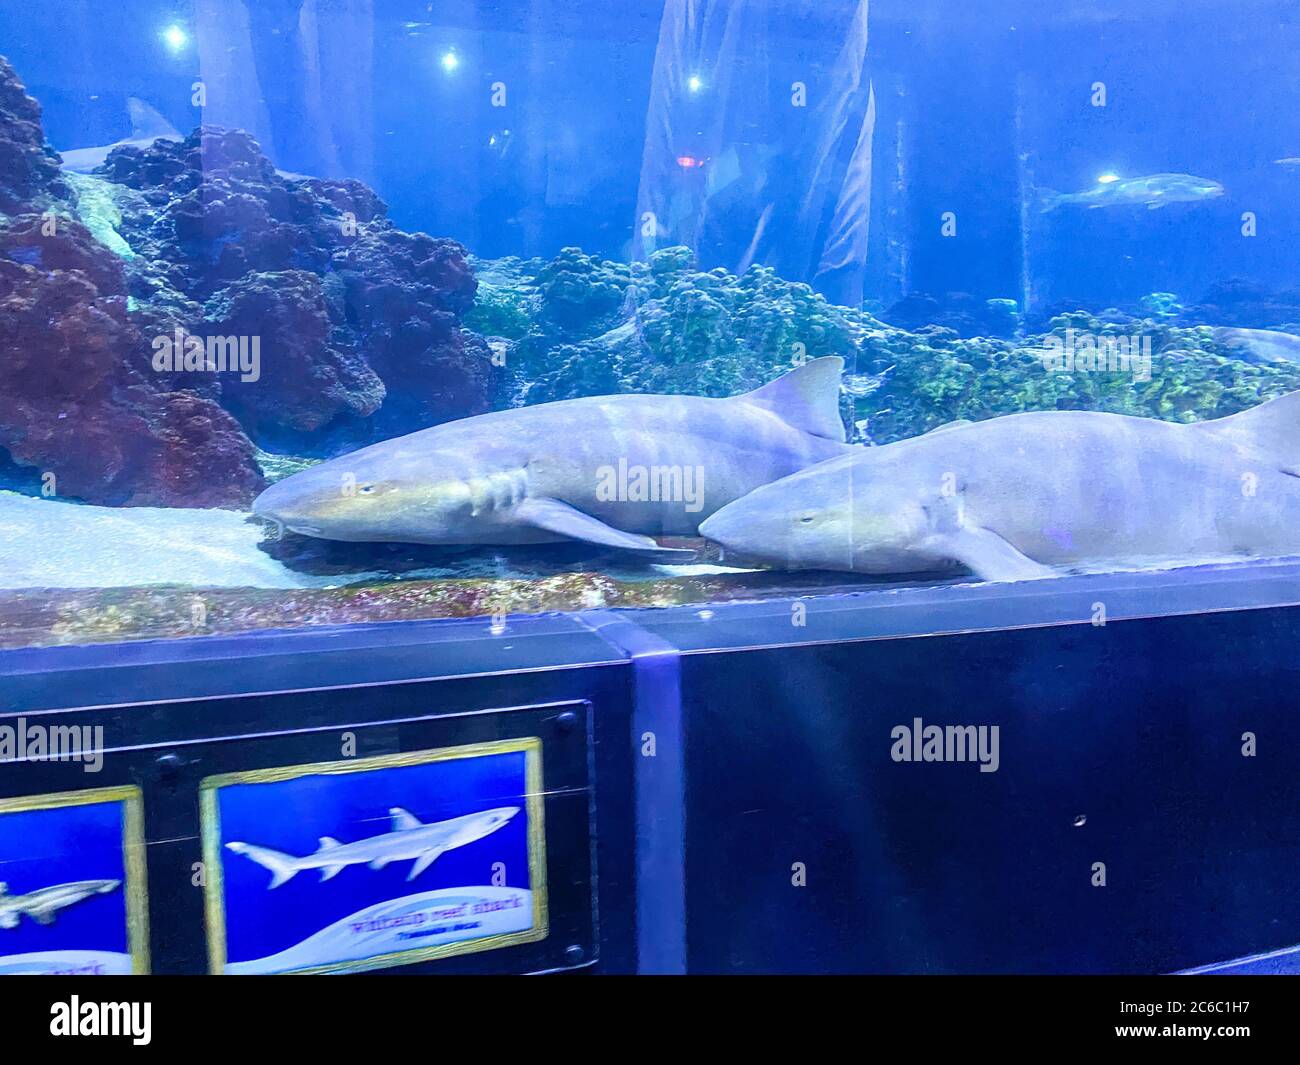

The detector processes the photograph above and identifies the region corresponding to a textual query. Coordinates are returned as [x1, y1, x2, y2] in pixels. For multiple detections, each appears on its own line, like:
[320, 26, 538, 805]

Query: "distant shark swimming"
[0, 878, 120, 928]
[58, 97, 317, 180]
[57, 98, 183, 172]
[253, 357, 852, 556]
[700, 390, 1300, 582]
[227, 806, 518, 889]
[1039, 173, 1224, 212]
[1213, 326, 1300, 365]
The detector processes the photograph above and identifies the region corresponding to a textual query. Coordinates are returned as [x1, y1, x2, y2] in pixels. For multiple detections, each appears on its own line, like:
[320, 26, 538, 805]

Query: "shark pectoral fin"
[30, 910, 57, 926]
[937, 525, 1054, 583]
[515, 497, 695, 557]
[407, 850, 443, 881]
[316, 837, 344, 882]
[921, 493, 1052, 583]
[368, 858, 391, 870]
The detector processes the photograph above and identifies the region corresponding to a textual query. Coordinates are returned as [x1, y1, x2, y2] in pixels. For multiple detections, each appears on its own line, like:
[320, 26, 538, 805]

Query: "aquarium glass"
[2, 0, 1299, 648]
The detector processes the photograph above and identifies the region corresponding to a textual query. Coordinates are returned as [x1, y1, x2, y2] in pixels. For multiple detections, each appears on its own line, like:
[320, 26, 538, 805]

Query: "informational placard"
[201, 738, 547, 974]
[0, 785, 149, 975]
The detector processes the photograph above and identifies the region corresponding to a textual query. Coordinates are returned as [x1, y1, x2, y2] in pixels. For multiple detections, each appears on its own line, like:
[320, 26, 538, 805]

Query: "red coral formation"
[0, 54, 496, 505]
[0, 218, 265, 506]
[0, 55, 70, 213]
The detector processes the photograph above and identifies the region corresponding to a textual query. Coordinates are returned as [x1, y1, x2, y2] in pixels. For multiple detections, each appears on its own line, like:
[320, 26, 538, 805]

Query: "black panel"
[675, 606, 1300, 973]
[0, 622, 637, 975]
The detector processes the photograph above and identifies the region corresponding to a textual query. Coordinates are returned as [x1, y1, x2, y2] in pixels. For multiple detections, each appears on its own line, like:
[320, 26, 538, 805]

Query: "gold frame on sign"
[200, 737, 548, 975]
[0, 784, 150, 974]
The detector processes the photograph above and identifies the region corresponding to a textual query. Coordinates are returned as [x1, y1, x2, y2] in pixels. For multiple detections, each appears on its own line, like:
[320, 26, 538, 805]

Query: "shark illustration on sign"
[58, 98, 183, 173]
[0, 878, 121, 929]
[226, 806, 519, 889]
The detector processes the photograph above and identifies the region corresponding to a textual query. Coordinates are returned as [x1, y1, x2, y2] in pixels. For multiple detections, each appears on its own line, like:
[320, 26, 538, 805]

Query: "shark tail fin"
[738, 356, 846, 442]
[126, 97, 181, 142]
[1198, 390, 1300, 476]
[226, 841, 300, 889]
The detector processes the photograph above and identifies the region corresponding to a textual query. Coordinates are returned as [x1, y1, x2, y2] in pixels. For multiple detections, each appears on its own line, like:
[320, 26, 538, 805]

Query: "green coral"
[502, 246, 864, 408]
[63, 171, 135, 260]
[253, 448, 322, 484]
[1139, 291, 1182, 319]
[475, 246, 1300, 443]
[855, 315, 1300, 442]
[463, 256, 541, 340]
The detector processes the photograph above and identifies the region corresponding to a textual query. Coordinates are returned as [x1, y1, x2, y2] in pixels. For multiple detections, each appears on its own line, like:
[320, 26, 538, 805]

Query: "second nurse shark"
[701, 389, 1300, 581]
[256, 356, 1300, 583]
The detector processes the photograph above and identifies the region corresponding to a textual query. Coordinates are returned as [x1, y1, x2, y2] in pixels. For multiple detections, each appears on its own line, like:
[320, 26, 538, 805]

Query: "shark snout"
[699, 497, 772, 557]
[252, 479, 328, 537]
[697, 508, 736, 547]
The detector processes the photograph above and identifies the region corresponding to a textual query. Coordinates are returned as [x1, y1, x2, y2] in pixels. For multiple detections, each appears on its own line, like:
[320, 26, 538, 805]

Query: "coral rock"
[0, 216, 264, 506]
[0, 55, 70, 214]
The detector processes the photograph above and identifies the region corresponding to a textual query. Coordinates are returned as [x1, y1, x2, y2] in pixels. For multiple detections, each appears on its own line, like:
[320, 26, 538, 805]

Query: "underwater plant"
[475, 244, 1300, 444]
[497, 246, 864, 408]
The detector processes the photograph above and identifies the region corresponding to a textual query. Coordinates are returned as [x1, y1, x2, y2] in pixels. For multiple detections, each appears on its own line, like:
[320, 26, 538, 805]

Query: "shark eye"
[800, 514, 816, 524]
[357, 484, 376, 494]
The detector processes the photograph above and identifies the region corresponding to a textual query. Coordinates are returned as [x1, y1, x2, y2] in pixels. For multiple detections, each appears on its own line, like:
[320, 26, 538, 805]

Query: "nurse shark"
[58, 98, 183, 173]
[699, 390, 1300, 582]
[0, 878, 121, 928]
[227, 806, 518, 889]
[58, 98, 317, 180]
[1213, 327, 1300, 365]
[253, 357, 851, 556]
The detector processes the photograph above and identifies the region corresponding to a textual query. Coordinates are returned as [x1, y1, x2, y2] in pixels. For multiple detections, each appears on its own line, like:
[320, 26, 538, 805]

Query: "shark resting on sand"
[700, 389, 1300, 582]
[0, 879, 121, 928]
[58, 98, 317, 180]
[226, 806, 519, 889]
[58, 98, 183, 173]
[253, 357, 852, 557]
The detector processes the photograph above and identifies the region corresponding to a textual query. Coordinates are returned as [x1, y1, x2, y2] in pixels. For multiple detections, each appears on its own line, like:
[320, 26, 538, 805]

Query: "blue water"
[6, 0, 1296, 305]
[3, 0, 1300, 622]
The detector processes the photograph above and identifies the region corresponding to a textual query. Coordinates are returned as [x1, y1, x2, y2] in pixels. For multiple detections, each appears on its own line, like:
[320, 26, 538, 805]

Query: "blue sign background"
[217, 750, 533, 963]
[0, 799, 129, 956]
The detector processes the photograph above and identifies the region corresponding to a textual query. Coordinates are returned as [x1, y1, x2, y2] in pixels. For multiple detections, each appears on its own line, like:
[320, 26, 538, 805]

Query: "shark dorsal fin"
[738, 356, 846, 442]
[1198, 389, 1300, 476]
[317, 836, 341, 851]
[390, 807, 422, 831]
[126, 97, 181, 142]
